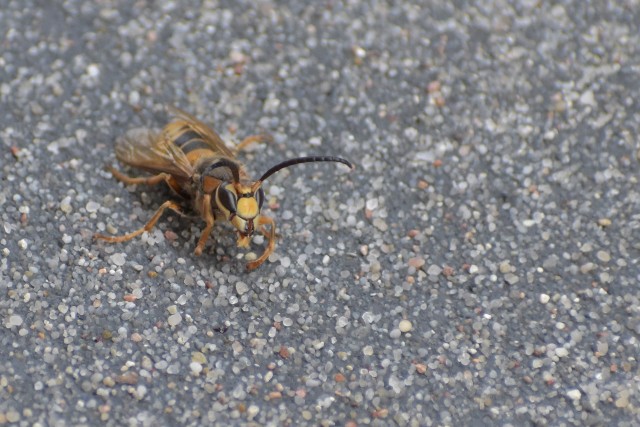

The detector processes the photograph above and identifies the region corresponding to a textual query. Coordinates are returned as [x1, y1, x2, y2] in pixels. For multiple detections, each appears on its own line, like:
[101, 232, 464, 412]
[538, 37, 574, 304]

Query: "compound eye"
[255, 188, 265, 210]
[217, 184, 237, 214]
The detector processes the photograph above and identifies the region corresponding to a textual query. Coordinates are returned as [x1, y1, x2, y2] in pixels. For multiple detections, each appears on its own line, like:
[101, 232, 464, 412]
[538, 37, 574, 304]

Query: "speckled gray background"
[2, 1, 640, 426]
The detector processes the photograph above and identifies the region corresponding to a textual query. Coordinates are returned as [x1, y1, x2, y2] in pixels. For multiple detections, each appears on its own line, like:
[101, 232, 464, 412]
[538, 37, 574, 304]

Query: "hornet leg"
[94, 200, 182, 243]
[194, 194, 215, 256]
[234, 134, 273, 153]
[246, 216, 276, 270]
[107, 166, 172, 186]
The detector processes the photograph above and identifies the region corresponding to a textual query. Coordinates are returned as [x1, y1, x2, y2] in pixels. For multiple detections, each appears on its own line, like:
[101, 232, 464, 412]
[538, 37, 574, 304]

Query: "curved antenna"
[200, 158, 241, 190]
[252, 156, 353, 192]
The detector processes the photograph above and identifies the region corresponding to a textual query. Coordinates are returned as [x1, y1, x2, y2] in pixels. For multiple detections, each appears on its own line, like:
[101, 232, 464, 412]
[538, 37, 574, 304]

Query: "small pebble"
[5, 410, 20, 423]
[399, 320, 413, 333]
[60, 196, 73, 213]
[189, 362, 203, 375]
[110, 253, 126, 266]
[408, 257, 425, 269]
[247, 405, 259, 418]
[567, 389, 581, 401]
[373, 218, 388, 231]
[8, 315, 23, 327]
[134, 385, 147, 399]
[427, 265, 442, 276]
[309, 136, 322, 146]
[86, 63, 100, 77]
[167, 313, 182, 326]
[598, 218, 611, 227]
[504, 273, 519, 285]
[615, 391, 630, 408]
[192, 352, 207, 365]
[596, 250, 610, 263]
[235, 281, 249, 295]
[499, 261, 511, 274]
[86, 201, 100, 213]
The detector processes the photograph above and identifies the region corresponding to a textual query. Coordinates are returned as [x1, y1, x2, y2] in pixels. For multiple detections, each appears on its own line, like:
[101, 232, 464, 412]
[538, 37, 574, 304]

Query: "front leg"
[246, 216, 276, 270]
[194, 194, 215, 256]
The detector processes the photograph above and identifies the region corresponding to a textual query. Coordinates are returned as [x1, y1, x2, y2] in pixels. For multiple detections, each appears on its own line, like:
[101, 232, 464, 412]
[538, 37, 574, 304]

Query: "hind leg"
[107, 166, 172, 186]
[234, 134, 273, 153]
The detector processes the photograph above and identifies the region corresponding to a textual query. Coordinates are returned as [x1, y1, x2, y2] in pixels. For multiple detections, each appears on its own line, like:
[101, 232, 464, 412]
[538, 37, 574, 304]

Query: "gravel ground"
[2, 1, 640, 426]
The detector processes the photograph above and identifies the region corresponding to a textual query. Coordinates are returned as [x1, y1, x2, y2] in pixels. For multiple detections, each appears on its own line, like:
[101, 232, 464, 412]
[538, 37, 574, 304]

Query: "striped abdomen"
[164, 120, 246, 184]
[166, 121, 217, 159]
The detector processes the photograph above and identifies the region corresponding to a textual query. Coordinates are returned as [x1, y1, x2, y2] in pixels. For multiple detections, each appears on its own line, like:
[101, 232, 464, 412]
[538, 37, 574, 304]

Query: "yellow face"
[215, 182, 265, 238]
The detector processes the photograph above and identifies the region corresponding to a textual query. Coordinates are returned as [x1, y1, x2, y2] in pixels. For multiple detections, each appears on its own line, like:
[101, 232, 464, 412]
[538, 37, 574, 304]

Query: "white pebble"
[596, 250, 610, 263]
[404, 127, 418, 141]
[110, 253, 126, 266]
[86, 201, 100, 213]
[8, 315, 23, 327]
[129, 91, 140, 105]
[189, 362, 203, 375]
[86, 63, 100, 77]
[309, 136, 322, 146]
[247, 405, 259, 419]
[18, 239, 28, 250]
[236, 281, 249, 295]
[135, 385, 147, 399]
[567, 389, 581, 401]
[336, 316, 349, 328]
[168, 313, 182, 326]
[539, 293, 550, 304]
[366, 198, 379, 211]
[60, 196, 73, 213]
[427, 265, 442, 276]
[399, 319, 413, 333]
[373, 218, 388, 231]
